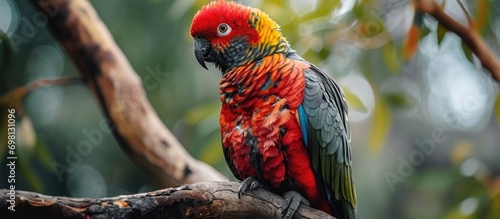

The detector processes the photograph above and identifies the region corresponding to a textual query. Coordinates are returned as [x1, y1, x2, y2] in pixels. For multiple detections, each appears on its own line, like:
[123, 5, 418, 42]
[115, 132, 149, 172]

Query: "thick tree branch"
[0, 181, 334, 219]
[414, 0, 500, 82]
[28, 0, 227, 186]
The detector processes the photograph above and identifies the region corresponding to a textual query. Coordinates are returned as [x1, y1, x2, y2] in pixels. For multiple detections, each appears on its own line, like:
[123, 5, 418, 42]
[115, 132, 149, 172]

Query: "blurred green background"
[1, 0, 500, 218]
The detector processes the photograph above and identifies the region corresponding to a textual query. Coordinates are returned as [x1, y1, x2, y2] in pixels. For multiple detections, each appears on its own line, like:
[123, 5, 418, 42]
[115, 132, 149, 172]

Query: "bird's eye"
[217, 23, 231, 37]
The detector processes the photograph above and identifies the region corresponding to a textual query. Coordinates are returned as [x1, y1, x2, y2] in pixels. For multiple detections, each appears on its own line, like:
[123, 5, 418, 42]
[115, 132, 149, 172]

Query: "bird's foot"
[281, 190, 310, 219]
[237, 177, 260, 199]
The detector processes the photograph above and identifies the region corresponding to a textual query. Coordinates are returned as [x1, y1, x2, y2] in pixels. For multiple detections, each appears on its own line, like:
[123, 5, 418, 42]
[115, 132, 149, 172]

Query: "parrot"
[190, 1, 357, 218]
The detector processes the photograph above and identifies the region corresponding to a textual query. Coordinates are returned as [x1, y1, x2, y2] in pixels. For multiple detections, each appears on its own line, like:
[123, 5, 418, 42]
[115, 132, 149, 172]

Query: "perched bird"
[190, 1, 356, 218]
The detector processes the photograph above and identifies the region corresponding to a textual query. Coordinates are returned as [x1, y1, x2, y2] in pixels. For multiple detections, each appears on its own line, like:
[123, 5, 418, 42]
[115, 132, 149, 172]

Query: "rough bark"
[28, 0, 227, 187]
[0, 181, 334, 219]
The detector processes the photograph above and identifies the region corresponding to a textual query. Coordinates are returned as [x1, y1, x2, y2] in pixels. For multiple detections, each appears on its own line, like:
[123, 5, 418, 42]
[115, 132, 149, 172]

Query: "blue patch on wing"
[297, 105, 309, 148]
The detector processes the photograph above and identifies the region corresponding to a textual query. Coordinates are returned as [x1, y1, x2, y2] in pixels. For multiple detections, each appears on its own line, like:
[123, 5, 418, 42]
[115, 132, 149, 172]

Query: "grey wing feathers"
[301, 66, 357, 218]
[303, 67, 351, 163]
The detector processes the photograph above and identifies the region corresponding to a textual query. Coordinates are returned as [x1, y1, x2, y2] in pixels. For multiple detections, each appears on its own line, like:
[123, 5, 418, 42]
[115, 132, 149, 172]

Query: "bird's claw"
[281, 190, 309, 219]
[237, 177, 260, 199]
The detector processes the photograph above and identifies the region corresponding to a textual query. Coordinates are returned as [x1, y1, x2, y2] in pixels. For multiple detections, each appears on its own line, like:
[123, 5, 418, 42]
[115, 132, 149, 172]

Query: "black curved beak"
[193, 37, 211, 70]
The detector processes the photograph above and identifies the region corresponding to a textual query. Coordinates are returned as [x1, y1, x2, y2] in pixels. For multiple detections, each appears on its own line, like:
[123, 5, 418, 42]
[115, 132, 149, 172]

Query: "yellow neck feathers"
[249, 8, 289, 53]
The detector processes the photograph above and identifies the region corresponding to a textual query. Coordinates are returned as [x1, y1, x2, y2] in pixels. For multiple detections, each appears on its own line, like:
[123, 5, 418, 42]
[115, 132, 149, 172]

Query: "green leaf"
[448, 177, 489, 206]
[368, 96, 391, 154]
[184, 101, 220, 125]
[35, 140, 55, 171]
[444, 207, 473, 219]
[485, 194, 500, 219]
[436, 0, 447, 45]
[383, 92, 415, 109]
[18, 157, 43, 192]
[0, 30, 13, 67]
[266, 0, 286, 6]
[344, 88, 367, 112]
[411, 169, 457, 191]
[494, 94, 500, 125]
[461, 41, 474, 63]
[474, 0, 490, 33]
[382, 42, 401, 73]
[198, 134, 223, 166]
[436, 21, 448, 45]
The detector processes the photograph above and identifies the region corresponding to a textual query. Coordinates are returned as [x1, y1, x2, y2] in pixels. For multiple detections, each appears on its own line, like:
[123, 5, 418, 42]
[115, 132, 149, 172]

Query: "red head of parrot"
[190, 0, 288, 73]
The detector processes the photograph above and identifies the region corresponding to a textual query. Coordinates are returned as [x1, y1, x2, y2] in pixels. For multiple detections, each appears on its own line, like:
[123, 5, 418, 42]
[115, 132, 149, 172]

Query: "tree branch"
[0, 181, 334, 219]
[28, 0, 227, 186]
[0, 77, 82, 114]
[414, 0, 500, 82]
